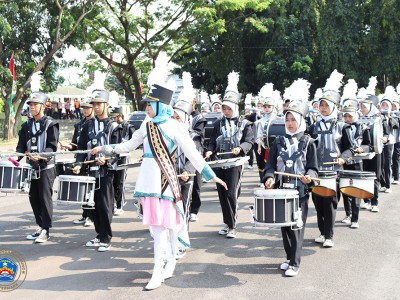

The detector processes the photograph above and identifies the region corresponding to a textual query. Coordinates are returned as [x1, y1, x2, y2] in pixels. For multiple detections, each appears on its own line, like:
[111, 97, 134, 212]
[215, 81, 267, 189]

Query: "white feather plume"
[313, 88, 323, 101]
[341, 79, 358, 100]
[177, 72, 195, 101]
[210, 93, 221, 104]
[290, 78, 310, 102]
[383, 85, 399, 101]
[147, 52, 169, 88]
[366, 76, 377, 95]
[324, 69, 344, 92]
[283, 86, 292, 100]
[200, 91, 210, 104]
[30, 71, 42, 92]
[357, 87, 367, 100]
[108, 90, 119, 107]
[226, 71, 239, 92]
[258, 83, 274, 98]
[244, 93, 252, 105]
[396, 83, 400, 95]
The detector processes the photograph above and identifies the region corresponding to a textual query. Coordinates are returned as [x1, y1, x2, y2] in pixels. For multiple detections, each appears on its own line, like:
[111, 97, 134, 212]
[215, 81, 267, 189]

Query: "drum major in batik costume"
[207, 71, 254, 238]
[309, 70, 345, 247]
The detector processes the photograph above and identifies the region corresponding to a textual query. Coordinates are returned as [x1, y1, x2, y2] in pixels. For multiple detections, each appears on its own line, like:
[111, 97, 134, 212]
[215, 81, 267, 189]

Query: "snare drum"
[57, 175, 96, 208]
[55, 158, 75, 176]
[253, 189, 299, 227]
[0, 161, 31, 193]
[338, 170, 376, 199]
[312, 170, 337, 197]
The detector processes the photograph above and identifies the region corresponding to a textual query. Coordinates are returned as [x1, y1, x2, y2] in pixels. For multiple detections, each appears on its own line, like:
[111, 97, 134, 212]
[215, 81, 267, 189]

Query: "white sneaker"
[114, 208, 124, 216]
[385, 188, 392, 193]
[285, 266, 299, 277]
[98, 243, 111, 252]
[83, 218, 94, 227]
[315, 235, 325, 244]
[392, 180, 399, 185]
[175, 249, 187, 260]
[379, 187, 386, 192]
[189, 213, 198, 222]
[341, 216, 351, 224]
[323, 239, 334, 248]
[361, 202, 372, 210]
[350, 222, 359, 229]
[26, 227, 42, 240]
[280, 261, 289, 270]
[218, 226, 229, 235]
[247, 165, 253, 169]
[34, 229, 49, 243]
[371, 205, 380, 212]
[86, 238, 100, 247]
[73, 217, 85, 224]
[226, 228, 237, 238]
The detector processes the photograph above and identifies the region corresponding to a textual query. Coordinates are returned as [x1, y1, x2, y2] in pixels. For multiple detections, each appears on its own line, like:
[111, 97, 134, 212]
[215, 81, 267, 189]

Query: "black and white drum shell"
[338, 170, 376, 199]
[208, 156, 249, 169]
[312, 170, 336, 197]
[55, 158, 76, 176]
[253, 189, 299, 227]
[358, 116, 383, 154]
[57, 175, 95, 206]
[263, 117, 285, 149]
[0, 161, 31, 193]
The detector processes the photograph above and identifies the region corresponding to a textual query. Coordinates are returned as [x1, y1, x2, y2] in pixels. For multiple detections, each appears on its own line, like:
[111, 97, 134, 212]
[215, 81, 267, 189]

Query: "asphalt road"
[1, 150, 399, 300]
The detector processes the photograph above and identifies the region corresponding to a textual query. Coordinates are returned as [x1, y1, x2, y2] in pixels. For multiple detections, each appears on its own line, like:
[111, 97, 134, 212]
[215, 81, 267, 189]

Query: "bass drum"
[263, 117, 285, 149]
[203, 112, 222, 148]
[359, 116, 383, 154]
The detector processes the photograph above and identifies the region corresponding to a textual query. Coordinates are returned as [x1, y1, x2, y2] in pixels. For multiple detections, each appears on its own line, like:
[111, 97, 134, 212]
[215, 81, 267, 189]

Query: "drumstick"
[323, 162, 339, 165]
[217, 152, 234, 155]
[177, 173, 196, 178]
[82, 157, 113, 164]
[274, 171, 320, 182]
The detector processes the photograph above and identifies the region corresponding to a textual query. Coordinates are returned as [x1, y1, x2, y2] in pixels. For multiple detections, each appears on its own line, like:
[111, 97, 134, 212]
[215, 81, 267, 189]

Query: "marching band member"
[255, 84, 276, 186]
[205, 71, 254, 239]
[309, 69, 345, 248]
[339, 104, 371, 228]
[263, 99, 318, 277]
[244, 94, 256, 170]
[17, 88, 59, 244]
[358, 77, 387, 212]
[62, 101, 95, 227]
[91, 57, 226, 290]
[306, 88, 322, 128]
[392, 85, 400, 184]
[110, 106, 135, 216]
[210, 93, 222, 113]
[379, 86, 399, 193]
[73, 89, 120, 252]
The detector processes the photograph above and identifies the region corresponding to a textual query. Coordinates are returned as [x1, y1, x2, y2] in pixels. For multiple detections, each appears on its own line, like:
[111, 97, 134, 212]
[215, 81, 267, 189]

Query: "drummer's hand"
[337, 158, 345, 166]
[180, 171, 189, 182]
[212, 176, 228, 190]
[60, 143, 72, 151]
[27, 153, 40, 162]
[301, 175, 312, 184]
[205, 151, 213, 159]
[265, 178, 274, 189]
[96, 157, 106, 166]
[72, 165, 81, 174]
[232, 147, 241, 155]
[257, 145, 261, 155]
[382, 137, 388, 144]
[355, 147, 364, 154]
[90, 146, 104, 155]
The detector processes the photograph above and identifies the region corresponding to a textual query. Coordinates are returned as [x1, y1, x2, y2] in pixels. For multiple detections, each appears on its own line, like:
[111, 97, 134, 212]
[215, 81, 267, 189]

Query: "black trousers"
[255, 146, 266, 183]
[248, 145, 255, 166]
[281, 198, 308, 268]
[380, 143, 394, 189]
[93, 174, 114, 243]
[342, 163, 361, 222]
[189, 171, 202, 215]
[312, 192, 338, 240]
[29, 168, 56, 231]
[363, 153, 381, 206]
[392, 142, 400, 181]
[181, 180, 194, 222]
[215, 165, 242, 229]
[113, 169, 126, 209]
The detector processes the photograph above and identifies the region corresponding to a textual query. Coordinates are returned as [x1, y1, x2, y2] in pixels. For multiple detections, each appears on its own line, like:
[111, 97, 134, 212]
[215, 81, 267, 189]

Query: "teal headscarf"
[150, 101, 173, 124]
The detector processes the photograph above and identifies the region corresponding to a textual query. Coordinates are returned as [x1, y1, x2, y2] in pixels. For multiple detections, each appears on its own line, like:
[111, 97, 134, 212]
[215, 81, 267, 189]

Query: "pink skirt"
[141, 197, 182, 229]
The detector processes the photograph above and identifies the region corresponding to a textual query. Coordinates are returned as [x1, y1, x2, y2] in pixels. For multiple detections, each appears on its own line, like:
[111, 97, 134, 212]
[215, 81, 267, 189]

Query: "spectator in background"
[75, 99, 82, 119]
[57, 99, 62, 119]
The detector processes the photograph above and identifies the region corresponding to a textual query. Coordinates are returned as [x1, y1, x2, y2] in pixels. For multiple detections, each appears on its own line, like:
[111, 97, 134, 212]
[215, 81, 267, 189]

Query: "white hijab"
[284, 111, 306, 136]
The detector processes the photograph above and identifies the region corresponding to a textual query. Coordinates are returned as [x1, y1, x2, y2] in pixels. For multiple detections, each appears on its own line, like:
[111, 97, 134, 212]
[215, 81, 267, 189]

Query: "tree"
[0, 0, 98, 140]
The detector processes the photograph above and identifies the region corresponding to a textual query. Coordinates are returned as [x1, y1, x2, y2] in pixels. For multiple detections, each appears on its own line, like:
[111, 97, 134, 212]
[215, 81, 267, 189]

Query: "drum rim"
[0, 161, 31, 168]
[254, 189, 299, 197]
[338, 170, 376, 178]
[58, 175, 96, 182]
[55, 159, 76, 163]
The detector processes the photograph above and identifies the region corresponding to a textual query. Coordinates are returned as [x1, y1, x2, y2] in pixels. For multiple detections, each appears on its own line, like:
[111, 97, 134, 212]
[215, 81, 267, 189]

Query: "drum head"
[254, 189, 299, 198]
[318, 170, 336, 178]
[58, 175, 96, 183]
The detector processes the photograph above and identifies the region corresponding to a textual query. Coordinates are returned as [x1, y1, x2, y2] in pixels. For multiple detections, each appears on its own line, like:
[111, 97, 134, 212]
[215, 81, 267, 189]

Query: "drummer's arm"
[42, 123, 59, 162]
[262, 140, 278, 185]
[305, 141, 318, 184]
[238, 123, 254, 156]
[206, 122, 219, 157]
[16, 123, 28, 161]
